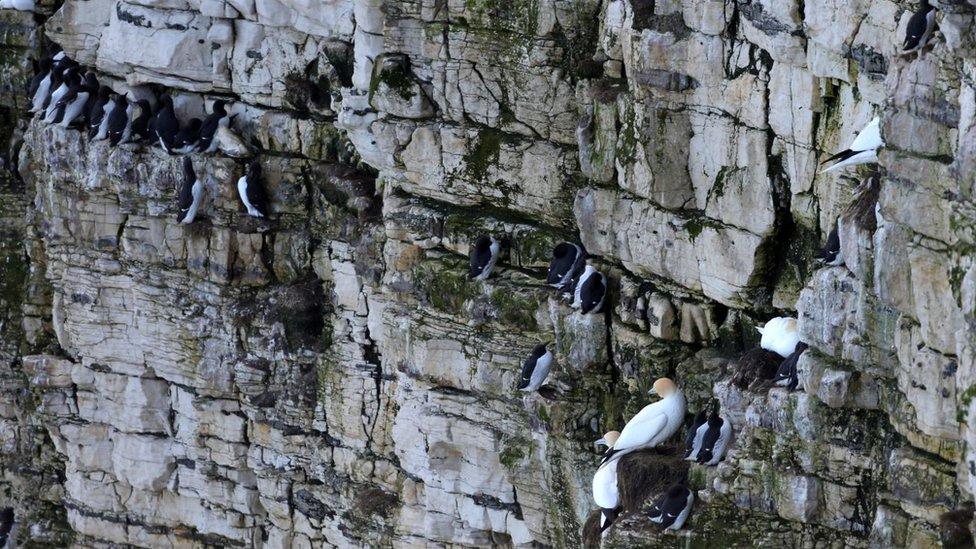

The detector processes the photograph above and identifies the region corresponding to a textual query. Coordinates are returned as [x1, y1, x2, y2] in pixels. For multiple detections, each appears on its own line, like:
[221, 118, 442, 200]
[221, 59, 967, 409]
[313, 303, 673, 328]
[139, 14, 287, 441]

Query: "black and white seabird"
[517, 343, 552, 392]
[195, 99, 230, 153]
[87, 86, 111, 138]
[903, 1, 936, 56]
[696, 410, 732, 466]
[107, 94, 132, 145]
[35, 63, 63, 114]
[128, 99, 152, 142]
[90, 91, 115, 142]
[177, 157, 204, 224]
[468, 235, 501, 280]
[43, 65, 78, 121]
[682, 411, 708, 461]
[154, 95, 180, 153]
[821, 117, 884, 174]
[572, 265, 607, 314]
[27, 57, 51, 112]
[54, 83, 90, 128]
[546, 242, 585, 291]
[815, 221, 844, 266]
[173, 118, 202, 154]
[237, 160, 269, 218]
[599, 508, 619, 537]
[649, 485, 694, 530]
[0, 507, 11, 547]
[773, 341, 808, 391]
[78, 71, 99, 123]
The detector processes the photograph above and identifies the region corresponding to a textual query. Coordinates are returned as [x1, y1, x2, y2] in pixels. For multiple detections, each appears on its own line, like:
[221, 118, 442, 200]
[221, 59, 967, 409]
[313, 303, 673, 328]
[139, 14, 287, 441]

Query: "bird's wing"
[850, 117, 882, 152]
[613, 407, 668, 452]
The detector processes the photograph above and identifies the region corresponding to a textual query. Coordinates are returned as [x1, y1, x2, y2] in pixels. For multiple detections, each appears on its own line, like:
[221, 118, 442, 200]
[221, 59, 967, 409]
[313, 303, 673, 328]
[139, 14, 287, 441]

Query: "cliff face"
[0, 0, 975, 547]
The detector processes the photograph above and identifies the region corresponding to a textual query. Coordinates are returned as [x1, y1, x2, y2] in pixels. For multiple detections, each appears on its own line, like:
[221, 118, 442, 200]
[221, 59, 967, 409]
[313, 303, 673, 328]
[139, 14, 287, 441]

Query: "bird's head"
[595, 430, 620, 448]
[648, 377, 677, 397]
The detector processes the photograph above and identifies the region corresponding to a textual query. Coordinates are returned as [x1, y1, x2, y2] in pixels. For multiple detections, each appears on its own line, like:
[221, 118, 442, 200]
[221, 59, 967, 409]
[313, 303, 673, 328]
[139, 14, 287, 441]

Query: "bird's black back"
[196, 100, 226, 151]
[175, 118, 202, 150]
[517, 343, 547, 389]
[88, 87, 111, 137]
[547, 242, 581, 284]
[155, 96, 179, 150]
[107, 96, 129, 145]
[178, 157, 196, 221]
[130, 100, 152, 140]
[815, 226, 841, 262]
[244, 161, 269, 216]
[683, 411, 707, 458]
[904, 3, 934, 50]
[774, 342, 808, 390]
[580, 271, 606, 314]
[657, 485, 690, 527]
[696, 414, 724, 464]
[468, 235, 493, 277]
[28, 58, 50, 97]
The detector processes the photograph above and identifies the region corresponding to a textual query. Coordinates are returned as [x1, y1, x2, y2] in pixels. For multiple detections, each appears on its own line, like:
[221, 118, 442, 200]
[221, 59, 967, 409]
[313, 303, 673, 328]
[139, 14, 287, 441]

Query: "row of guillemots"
[27, 49, 270, 224]
[466, 0, 936, 540]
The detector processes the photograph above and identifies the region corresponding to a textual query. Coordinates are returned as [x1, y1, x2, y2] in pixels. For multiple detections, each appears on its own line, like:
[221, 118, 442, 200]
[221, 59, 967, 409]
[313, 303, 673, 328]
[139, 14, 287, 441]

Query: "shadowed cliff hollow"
[0, 0, 975, 547]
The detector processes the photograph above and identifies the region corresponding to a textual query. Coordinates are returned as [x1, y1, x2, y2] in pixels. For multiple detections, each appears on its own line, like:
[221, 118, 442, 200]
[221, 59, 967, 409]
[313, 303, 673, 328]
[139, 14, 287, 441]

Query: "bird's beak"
[648, 387, 658, 396]
[756, 327, 764, 335]
[594, 437, 607, 446]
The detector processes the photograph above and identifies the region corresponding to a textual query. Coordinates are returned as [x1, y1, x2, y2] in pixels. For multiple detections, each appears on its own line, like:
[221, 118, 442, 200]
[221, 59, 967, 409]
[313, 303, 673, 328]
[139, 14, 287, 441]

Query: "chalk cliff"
[0, 0, 974, 546]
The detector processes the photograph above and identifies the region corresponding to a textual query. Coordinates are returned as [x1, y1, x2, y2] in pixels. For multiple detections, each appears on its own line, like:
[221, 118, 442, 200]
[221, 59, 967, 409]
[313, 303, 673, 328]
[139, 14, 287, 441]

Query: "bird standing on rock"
[54, 82, 90, 128]
[128, 99, 153, 143]
[696, 409, 732, 466]
[757, 317, 801, 358]
[106, 94, 132, 145]
[517, 343, 552, 393]
[547, 242, 585, 291]
[683, 411, 708, 461]
[87, 86, 111, 139]
[573, 265, 607, 315]
[903, 1, 937, 57]
[599, 378, 686, 466]
[237, 160, 269, 218]
[816, 221, 844, 266]
[154, 95, 180, 153]
[773, 341, 808, 391]
[649, 484, 694, 530]
[27, 57, 51, 111]
[468, 235, 501, 280]
[820, 117, 884, 174]
[177, 157, 204, 224]
[173, 118, 202, 154]
[195, 99, 230, 153]
[43, 66, 78, 122]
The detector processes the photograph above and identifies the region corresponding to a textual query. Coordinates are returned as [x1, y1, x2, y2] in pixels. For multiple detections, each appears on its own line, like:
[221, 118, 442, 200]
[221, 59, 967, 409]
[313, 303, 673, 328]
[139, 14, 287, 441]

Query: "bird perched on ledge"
[517, 343, 552, 393]
[177, 157, 204, 224]
[468, 235, 501, 281]
[237, 160, 270, 218]
[599, 378, 685, 466]
[649, 484, 694, 530]
[821, 117, 883, 174]
[902, 0, 937, 57]
[547, 242, 585, 292]
[572, 265, 607, 315]
[757, 317, 801, 358]
[816, 221, 844, 266]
